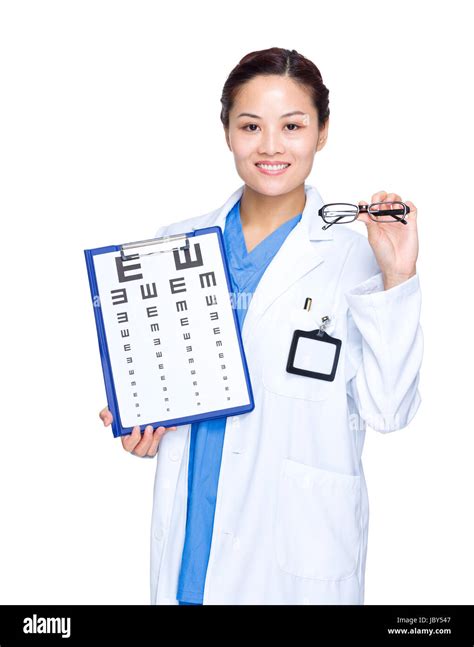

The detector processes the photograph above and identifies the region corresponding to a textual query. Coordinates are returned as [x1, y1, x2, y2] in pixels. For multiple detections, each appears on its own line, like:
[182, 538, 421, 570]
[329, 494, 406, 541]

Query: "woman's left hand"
[357, 190, 418, 290]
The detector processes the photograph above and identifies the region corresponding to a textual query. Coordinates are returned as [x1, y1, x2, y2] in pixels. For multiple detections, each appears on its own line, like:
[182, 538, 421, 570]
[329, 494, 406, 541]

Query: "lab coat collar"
[206, 183, 333, 241]
[204, 184, 332, 343]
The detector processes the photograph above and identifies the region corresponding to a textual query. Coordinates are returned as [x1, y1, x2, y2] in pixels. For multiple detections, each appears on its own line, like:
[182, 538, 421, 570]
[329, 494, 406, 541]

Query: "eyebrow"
[236, 110, 307, 119]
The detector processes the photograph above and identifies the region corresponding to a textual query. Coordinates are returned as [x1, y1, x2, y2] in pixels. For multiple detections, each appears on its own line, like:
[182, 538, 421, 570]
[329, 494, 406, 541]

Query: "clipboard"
[84, 226, 254, 437]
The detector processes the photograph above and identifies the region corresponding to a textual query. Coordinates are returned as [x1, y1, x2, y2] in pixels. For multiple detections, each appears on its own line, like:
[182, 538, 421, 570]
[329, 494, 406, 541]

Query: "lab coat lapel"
[242, 185, 333, 343]
[198, 185, 245, 232]
[200, 184, 333, 344]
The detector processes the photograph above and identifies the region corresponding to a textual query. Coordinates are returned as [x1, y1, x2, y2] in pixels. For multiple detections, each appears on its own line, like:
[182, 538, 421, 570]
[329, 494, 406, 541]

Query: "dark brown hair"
[220, 47, 330, 130]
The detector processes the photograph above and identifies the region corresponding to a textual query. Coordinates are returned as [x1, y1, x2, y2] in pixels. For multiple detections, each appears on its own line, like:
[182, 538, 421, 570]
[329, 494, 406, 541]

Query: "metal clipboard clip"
[120, 233, 190, 261]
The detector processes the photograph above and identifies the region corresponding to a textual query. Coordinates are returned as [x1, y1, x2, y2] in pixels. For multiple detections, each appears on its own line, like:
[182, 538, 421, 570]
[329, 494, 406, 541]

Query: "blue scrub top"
[177, 198, 302, 604]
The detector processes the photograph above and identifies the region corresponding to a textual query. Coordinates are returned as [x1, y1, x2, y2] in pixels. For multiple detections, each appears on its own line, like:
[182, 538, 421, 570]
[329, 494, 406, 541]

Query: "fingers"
[405, 200, 417, 219]
[371, 189, 388, 204]
[121, 425, 143, 453]
[146, 427, 169, 457]
[374, 193, 416, 222]
[358, 191, 397, 225]
[101, 405, 178, 457]
[358, 191, 414, 224]
[370, 190, 397, 215]
[121, 424, 178, 458]
[99, 406, 113, 427]
[357, 199, 370, 224]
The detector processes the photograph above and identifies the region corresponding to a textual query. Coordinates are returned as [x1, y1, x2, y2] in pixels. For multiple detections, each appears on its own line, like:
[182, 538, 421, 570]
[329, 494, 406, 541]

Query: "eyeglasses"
[318, 201, 410, 230]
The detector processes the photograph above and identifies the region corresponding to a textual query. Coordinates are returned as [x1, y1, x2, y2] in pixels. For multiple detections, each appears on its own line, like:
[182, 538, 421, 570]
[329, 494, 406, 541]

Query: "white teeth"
[256, 163, 289, 170]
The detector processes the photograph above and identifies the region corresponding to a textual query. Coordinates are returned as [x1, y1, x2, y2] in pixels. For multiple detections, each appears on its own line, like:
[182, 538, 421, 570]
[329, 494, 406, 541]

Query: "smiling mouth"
[255, 163, 290, 170]
[255, 162, 291, 175]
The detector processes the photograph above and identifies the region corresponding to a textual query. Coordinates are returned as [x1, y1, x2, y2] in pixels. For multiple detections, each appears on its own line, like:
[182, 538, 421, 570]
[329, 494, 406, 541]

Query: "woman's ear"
[224, 127, 232, 152]
[316, 118, 329, 152]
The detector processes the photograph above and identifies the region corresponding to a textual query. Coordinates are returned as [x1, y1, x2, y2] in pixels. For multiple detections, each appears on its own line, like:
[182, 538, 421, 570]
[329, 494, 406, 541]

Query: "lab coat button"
[168, 449, 180, 462]
[302, 597, 311, 605]
[232, 537, 241, 550]
[154, 528, 164, 541]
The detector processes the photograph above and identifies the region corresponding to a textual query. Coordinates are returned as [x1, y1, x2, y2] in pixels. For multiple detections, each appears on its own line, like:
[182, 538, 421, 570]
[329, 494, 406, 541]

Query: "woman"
[100, 47, 422, 605]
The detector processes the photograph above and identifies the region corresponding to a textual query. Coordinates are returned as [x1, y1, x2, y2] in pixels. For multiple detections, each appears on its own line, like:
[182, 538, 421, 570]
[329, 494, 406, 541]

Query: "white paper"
[293, 336, 336, 375]
[93, 231, 251, 427]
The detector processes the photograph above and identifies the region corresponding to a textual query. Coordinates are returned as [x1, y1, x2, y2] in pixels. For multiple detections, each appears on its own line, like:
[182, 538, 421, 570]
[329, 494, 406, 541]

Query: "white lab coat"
[149, 184, 423, 605]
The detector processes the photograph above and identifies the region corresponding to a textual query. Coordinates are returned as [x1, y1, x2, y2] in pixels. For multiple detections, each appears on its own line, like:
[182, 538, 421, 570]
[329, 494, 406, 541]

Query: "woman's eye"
[242, 123, 300, 132]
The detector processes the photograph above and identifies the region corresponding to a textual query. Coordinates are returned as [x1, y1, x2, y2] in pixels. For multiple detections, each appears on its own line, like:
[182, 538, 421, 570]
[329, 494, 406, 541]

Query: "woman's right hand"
[99, 407, 177, 458]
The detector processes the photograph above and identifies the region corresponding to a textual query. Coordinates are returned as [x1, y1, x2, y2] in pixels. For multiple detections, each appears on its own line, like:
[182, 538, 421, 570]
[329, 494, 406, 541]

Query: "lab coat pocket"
[275, 458, 361, 581]
[262, 307, 338, 401]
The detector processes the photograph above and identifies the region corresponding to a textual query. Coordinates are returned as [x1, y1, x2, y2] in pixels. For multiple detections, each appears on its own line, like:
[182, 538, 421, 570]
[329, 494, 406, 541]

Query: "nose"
[257, 126, 285, 156]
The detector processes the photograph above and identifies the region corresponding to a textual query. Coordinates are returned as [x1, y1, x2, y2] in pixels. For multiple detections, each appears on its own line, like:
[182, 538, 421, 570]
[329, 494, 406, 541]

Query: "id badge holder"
[286, 309, 342, 382]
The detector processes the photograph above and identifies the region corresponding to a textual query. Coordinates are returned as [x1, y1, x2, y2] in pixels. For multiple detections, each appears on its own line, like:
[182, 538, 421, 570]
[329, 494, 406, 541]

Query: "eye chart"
[85, 227, 254, 438]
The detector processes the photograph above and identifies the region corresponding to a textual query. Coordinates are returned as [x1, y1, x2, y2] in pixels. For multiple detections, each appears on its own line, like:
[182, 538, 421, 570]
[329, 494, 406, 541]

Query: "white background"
[1, 0, 472, 605]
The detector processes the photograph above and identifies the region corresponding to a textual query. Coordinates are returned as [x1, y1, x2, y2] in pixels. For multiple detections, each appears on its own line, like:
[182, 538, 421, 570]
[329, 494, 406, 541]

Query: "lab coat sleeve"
[344, 237, 423, 433]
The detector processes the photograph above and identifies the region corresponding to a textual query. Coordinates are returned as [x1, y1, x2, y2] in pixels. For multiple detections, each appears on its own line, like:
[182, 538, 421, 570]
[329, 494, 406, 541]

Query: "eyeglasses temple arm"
[391, 214, 408, 225]
[361, 205, 409, 225]
[322, 214, 346, 230]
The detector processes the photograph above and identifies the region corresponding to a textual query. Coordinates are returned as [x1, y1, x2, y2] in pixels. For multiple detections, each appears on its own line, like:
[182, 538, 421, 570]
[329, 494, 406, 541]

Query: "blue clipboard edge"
[85, 244, 125, 438]
[84, 227, 255, 438]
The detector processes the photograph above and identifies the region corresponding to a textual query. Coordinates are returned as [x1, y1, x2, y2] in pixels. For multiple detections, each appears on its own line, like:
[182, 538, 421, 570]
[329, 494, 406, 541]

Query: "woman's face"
[225, 74, 328, 197]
